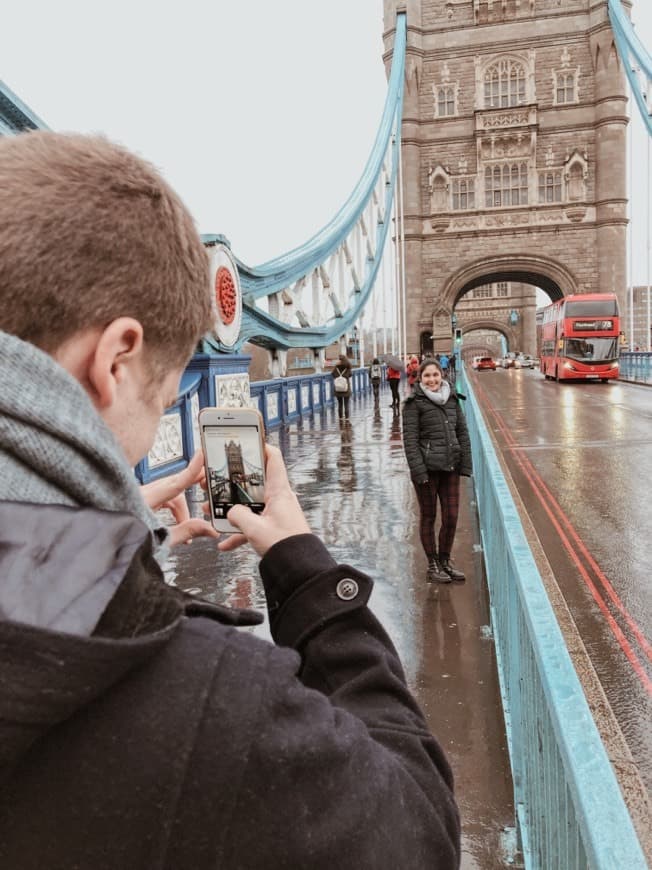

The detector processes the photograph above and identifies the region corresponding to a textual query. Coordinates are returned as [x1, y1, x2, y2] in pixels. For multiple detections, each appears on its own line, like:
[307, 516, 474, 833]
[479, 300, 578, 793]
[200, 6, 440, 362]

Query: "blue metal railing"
[135, 367, 378, 483]
[619, 351, 652, 384]
[460, 367, 646, 868]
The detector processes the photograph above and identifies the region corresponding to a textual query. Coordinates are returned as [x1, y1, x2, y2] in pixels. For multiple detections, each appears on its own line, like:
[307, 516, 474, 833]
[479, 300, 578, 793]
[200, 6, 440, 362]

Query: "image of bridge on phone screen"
[202, 425, 265, 517]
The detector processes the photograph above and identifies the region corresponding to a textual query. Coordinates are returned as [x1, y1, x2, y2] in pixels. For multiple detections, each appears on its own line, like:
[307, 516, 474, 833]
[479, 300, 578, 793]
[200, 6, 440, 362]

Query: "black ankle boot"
[426, 558, 451, 584]
[440, 558, 465, 582]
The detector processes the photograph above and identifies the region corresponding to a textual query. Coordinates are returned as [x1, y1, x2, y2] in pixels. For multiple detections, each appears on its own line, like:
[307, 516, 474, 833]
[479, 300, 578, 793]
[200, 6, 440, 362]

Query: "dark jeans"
[389, 379, 400, 406]
[336, 394, 350, 418]
[372, 380, 380, 401]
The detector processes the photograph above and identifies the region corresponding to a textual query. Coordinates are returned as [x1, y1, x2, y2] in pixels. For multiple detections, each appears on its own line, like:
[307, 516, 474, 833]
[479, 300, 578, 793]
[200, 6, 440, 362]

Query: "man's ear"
[88, 318, 145, 410]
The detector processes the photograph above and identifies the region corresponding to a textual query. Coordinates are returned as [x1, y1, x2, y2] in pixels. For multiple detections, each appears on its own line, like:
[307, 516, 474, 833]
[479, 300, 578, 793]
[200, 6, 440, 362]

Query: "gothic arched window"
[437, 86, 456, 117]
[556, 73, 577, 105]
[485, 163, 528, 207]
[452, 177, 475, 210]
[538, 171, 563, 203]
[484, 59, 527, 109]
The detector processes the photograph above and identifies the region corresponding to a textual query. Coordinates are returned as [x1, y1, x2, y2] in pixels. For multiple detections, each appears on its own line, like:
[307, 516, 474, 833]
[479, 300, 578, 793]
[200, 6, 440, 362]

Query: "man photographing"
[0, 132, 460, 868]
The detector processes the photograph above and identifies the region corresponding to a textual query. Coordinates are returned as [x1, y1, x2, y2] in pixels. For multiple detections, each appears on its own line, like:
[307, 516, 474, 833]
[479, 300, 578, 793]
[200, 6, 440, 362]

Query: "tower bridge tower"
[383, 0, 628, 353]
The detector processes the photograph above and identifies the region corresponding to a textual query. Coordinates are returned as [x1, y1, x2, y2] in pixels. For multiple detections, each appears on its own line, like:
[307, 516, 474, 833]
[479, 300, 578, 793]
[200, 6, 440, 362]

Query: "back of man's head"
[0, 131, 213, 372]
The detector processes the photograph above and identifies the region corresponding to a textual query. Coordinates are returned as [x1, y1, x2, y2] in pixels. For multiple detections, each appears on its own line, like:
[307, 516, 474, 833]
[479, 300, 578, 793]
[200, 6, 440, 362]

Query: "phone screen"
[202, 424, 265, 520]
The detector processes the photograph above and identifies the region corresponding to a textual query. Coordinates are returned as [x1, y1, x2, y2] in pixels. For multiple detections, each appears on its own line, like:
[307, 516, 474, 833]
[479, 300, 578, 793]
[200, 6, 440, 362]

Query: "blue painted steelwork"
[608, 0, 652, 135]
[201, 13, 407, 352]
[460, 366, 646, 868]
[0, 80, 49, 136]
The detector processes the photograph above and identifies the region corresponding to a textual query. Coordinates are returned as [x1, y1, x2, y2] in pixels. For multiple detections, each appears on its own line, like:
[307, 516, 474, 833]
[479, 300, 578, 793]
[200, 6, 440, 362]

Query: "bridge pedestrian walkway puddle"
[166, 387, 519, 869]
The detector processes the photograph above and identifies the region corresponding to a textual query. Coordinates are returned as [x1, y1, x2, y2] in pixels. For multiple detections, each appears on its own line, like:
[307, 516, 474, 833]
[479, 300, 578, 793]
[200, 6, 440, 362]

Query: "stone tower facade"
[383, 0, 629, 355]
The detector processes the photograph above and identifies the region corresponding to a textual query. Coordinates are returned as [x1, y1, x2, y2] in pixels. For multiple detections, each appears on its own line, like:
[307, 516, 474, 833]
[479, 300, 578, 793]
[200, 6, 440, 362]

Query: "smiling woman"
[402, 358, 473, 584]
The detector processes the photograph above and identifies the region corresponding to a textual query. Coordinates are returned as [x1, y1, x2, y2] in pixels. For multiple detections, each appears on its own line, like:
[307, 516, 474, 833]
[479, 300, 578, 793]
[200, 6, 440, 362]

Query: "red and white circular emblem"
[209, 244, 242, 348]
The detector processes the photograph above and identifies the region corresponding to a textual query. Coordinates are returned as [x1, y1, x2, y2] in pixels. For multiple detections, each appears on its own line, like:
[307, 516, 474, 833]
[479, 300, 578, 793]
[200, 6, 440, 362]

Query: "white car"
[516, 354, 536, 369]
[498, 353, 519, 368]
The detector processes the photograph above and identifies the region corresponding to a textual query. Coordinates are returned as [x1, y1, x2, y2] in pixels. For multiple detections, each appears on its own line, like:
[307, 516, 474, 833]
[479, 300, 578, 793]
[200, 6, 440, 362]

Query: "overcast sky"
[4, 0, 652, 283]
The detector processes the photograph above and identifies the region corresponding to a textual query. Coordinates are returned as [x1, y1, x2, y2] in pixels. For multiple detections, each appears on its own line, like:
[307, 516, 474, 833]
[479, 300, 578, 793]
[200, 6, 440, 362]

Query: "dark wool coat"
[0, 504, 460, 870]
[402, 383, 473, 484]
[332, 359, 352, 397]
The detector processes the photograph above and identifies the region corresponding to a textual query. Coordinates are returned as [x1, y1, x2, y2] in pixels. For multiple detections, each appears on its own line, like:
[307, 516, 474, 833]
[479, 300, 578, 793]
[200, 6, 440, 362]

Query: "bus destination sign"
[572, 319, 614, 331]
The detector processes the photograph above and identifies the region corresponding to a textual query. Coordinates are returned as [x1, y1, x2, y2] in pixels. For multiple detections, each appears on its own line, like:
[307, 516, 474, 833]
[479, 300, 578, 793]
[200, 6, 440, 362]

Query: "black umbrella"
[384, 354, 405, 372]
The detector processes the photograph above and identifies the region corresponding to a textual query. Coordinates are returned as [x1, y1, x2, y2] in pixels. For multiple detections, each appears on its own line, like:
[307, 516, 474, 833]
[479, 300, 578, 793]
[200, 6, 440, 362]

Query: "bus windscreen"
[565, 299, 618, 317]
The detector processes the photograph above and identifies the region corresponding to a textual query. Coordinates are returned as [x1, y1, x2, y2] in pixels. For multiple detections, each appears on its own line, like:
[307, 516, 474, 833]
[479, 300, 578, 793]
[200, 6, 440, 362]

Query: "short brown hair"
[0, 132, 213, 370]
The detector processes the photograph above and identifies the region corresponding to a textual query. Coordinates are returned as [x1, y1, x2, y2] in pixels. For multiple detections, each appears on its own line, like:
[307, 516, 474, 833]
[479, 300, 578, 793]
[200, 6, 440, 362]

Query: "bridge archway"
[443, 254, 576, 310]
[385, 0, 627, 354]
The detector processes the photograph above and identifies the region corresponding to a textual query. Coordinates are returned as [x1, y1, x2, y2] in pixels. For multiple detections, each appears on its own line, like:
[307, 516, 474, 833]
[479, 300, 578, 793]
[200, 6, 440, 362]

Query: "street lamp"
[352, 325, 359, 364]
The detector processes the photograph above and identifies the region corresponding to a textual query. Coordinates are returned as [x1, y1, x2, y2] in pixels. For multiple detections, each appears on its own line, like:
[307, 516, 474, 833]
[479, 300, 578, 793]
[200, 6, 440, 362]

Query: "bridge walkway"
[166, 384, 519, 869]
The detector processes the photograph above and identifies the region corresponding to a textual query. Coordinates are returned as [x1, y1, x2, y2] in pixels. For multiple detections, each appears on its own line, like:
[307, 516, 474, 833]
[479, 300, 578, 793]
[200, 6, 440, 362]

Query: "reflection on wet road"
[165, 389, 516, 869]
[469, 366, 652, 798]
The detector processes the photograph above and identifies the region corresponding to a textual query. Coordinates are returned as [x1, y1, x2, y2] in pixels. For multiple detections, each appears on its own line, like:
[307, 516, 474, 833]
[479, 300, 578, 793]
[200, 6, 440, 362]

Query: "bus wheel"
[601, 378, 609, 383]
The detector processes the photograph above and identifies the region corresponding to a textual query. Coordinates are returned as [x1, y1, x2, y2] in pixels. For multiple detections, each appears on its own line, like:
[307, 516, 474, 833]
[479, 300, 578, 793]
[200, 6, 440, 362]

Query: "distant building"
[627, 287, 652, 350]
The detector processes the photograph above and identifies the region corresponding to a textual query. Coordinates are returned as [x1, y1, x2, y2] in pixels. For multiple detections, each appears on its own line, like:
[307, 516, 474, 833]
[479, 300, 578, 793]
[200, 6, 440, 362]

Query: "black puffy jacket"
[402, 383, 472, 483]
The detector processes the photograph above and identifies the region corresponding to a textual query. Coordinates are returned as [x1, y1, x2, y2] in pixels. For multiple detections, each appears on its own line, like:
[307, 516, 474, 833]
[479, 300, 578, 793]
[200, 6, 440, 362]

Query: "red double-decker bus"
[538, 293, 620, 382]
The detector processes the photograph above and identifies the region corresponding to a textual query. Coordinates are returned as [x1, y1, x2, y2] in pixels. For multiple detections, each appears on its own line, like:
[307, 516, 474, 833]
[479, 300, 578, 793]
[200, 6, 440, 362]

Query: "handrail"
[461, 367, 647, 867]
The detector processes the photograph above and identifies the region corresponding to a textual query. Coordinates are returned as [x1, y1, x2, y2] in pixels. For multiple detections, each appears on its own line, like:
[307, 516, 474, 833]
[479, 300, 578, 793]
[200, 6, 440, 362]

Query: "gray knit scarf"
[421, 379, 451, 406]
[0, 330, 166, 548]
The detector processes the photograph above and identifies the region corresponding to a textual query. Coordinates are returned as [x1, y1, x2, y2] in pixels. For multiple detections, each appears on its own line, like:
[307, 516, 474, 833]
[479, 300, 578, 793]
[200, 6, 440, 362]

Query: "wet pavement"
[165, 386, 518, 869]
[469, 367, 652, 850]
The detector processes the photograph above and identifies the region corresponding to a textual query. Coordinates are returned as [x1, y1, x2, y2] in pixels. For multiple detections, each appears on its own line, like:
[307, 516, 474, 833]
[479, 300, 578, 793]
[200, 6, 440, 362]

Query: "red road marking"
[474, 379, 652, 697]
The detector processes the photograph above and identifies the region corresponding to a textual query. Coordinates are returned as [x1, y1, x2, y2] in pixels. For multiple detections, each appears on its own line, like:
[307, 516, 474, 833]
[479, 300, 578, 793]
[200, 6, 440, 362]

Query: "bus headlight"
[564, 362, 575, 370]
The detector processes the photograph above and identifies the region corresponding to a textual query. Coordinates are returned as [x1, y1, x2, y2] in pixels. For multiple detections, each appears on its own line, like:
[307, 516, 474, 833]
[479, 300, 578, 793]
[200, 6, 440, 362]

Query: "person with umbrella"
[385, 354, 404, 410]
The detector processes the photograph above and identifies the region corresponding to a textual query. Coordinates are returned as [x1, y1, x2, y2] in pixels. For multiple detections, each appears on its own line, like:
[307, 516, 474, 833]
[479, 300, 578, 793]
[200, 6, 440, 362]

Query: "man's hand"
[141, 451, 219, 547]
[218, 444, 311, 558]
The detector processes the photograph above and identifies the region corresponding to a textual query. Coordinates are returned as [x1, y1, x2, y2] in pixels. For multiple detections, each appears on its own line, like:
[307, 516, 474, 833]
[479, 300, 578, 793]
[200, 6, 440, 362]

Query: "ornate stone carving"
[191, 393, 200, 455]
[148, 414, 183, 468]
[214, 373, 252, 408]
[480, 110, 530, 129]
[266, 392, 279, 420]
[565, 206, 587, 223]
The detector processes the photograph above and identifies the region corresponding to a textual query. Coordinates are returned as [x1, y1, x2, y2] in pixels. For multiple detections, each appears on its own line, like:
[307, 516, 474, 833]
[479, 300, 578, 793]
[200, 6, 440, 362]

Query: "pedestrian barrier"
[135, 362, 379, 483]
[619, 351, 652, 384]
[460, 368, 647, 868]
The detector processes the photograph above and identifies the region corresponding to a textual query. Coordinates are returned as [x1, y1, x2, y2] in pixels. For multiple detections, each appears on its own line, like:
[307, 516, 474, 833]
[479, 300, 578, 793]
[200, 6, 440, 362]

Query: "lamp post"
[352, 325, 359, 365]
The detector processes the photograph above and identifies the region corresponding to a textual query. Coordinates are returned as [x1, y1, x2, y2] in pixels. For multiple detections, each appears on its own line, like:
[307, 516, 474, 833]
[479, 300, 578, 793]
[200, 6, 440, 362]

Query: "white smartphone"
[198, 407, 266, 533]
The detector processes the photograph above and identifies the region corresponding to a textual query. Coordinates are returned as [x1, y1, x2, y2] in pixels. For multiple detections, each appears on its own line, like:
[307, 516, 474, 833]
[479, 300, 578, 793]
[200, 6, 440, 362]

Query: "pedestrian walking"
[402, 358, 472, 584]
[448, 353, 456, 379]
[406, 354, 420, 392]
[439, 352, 449, 375]
[387, 364, 402, 409]
[0, 132, 460, 868]
[368, 356, 382, 403]
[332, 353, 352, 420]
